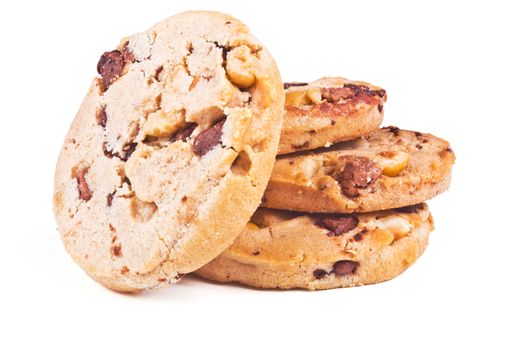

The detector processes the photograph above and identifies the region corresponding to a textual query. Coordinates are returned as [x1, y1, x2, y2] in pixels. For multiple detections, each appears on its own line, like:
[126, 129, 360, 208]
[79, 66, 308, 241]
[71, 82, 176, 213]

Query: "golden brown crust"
[196, 204, 433, 290]
[263, 127, 455, 213]
[278, 77, 386, 154]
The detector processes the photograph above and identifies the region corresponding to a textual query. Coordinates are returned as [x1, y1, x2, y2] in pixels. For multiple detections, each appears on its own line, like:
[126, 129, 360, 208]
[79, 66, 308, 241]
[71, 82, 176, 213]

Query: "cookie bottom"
[195, 208, 433, 290]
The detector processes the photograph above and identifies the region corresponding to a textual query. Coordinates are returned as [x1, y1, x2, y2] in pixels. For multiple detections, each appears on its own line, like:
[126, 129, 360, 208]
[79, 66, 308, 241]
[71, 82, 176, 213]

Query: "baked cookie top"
[278, 77, 386, 154]
[196, 204, 433, 290]
[53, 11, 284, 292]
[263, 127, 455, 213]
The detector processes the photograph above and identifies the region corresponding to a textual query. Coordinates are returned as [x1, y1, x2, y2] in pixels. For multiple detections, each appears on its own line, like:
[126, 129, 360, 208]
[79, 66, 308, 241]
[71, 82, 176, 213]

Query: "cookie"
[278, 77, 386, 154]
[196, 204, 433, 290]
[263, 127, 455, 213]
[53, 11, 284, 292]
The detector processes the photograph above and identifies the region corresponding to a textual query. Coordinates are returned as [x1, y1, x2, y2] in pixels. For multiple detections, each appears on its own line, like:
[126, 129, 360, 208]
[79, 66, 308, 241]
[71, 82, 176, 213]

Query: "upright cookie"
[278, 77, 386, 154]
[263, 127, 455, 213]
[196, 204, 433, 290]
[53, 11, 284, 292]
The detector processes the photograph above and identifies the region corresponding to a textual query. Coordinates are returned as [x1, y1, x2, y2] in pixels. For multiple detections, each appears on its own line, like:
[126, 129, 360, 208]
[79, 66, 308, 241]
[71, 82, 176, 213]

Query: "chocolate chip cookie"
[196, 204, 433, 290]
[263, 127, 455, 213]
[278, 77, 386, 154]
[53, 11, 284, 292]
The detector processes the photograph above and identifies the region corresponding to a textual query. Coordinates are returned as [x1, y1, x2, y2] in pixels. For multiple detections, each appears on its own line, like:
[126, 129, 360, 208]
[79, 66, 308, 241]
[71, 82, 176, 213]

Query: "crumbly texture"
[278, 77, 386, 155]
[196, 204, 433, 290]
[262, 127, 455, 213]
[53, 11, 284, 292]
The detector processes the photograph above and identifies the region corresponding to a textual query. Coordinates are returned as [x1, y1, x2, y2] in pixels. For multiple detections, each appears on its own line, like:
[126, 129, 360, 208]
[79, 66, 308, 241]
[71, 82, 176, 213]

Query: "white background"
[1, 1, 523, 349]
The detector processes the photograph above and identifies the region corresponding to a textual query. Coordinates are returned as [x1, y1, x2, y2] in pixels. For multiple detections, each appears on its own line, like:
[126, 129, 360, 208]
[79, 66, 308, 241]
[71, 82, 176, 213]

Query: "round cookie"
[196, 204, 433, 290]
[278, 77, 386, 155]
[53, 11, 284, 292]
[263, 127, 455, 213]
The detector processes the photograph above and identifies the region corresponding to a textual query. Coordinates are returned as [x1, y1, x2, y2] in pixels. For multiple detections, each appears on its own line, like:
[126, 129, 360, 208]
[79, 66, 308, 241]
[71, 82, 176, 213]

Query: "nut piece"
[246, 222, 261, 231]
[226, 46, 256, 89]
[375, 215, 412, 240]
[301, 157, 322, 180]
[285, 87, 322, 107]
[376, 151, 409, 177]
[143, 110, 185, 138]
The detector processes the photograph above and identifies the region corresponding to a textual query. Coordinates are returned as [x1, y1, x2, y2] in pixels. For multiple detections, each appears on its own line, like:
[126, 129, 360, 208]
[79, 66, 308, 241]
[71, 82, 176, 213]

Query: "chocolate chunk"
[332, 260, 359, 277]
[320, 84, 386, 103]
[97, 46, 134, 91]
[283, 82, 308, 89]
[416, 144, 423, 149]
[315, 215, 359, 236]
[378, 103, 383, 113]
[343, 83, 363, 95]
[102, 142, 135, 161]
[106, 191, 115, 206]
[395, 203, 424, 213]
[353, 233, 363, 242]
[292, 141, 309, 150]
[321, 87, 354, 103]
[170, 122, 197, 142]
[192, 119, 226, 156]
[313, 269, 328, 279]
[122, 142, 137, 161]
[96, 107, 107, 128]
[335, 156, 381, 198]
[342, 83, 379, 98]
[375, 89, 386, 98]
[384, 126, 400, 136]
[74, 167, 92, 201]
[111, 244, 122, 257]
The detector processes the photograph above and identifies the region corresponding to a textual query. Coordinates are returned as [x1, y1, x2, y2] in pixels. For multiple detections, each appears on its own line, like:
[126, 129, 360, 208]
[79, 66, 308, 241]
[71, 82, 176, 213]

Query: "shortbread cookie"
[196, 204, 433, 290]
[278, 77, 386, 154]
[263, 127, 454, 213]
[53, 11, 284, 292]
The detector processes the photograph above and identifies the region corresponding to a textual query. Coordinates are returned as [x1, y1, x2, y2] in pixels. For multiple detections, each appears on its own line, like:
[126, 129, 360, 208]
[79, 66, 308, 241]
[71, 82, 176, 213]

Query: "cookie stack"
[53, 11, 454, 292]
[196, 78, 455, 290]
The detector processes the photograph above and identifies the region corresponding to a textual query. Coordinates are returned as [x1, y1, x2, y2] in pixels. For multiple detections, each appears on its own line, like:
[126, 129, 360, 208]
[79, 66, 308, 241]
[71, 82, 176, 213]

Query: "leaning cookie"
[278, 77, 386, 154]
[262, 127, 455, 213]
[53, 11, 284, 292]
[196, 204, 433, 290]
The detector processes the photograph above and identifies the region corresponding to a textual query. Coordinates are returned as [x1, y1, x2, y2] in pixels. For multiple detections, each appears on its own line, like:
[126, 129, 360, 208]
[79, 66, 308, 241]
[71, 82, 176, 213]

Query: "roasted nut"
[375, 215, 411, 240]
[143, 110, 185, 138]
[369, 229, 395, 246]
[226, 46, 256, 88]
[376, 151, 409, 177]
[301, 157, 322, 180]
[285, 87, 322, 107]
[246, 222, 260, 231]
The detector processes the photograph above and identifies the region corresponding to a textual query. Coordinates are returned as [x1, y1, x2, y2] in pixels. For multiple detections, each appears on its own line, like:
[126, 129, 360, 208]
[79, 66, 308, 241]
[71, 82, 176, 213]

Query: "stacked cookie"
[196, 78, 455, 290]
[53, 11, 454, 292]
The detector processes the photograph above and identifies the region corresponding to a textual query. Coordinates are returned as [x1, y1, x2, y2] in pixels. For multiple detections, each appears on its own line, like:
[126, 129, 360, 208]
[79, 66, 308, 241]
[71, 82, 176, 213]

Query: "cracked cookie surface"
[263, 127, 455, 213]
[53, 11, 284, 292]
[278, 77, 386, 154]
[195, 204, 433, 290]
